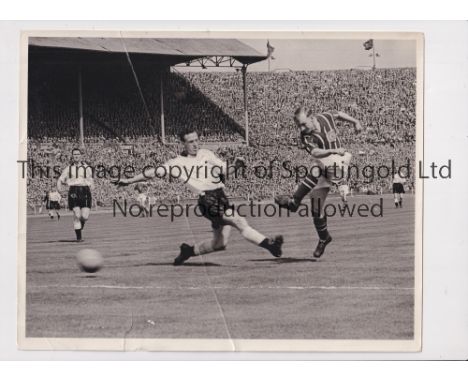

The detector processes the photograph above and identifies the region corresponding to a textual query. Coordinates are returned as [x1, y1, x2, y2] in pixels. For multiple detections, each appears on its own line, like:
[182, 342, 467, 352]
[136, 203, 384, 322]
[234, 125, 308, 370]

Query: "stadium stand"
[27, 66, 416, 209]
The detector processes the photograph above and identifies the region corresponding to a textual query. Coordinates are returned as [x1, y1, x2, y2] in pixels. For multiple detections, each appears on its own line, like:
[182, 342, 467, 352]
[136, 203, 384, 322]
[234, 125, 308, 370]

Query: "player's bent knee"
[212, 234, 228, 250]
[213, 243, 226, 251]
[223, 214, 248, 230]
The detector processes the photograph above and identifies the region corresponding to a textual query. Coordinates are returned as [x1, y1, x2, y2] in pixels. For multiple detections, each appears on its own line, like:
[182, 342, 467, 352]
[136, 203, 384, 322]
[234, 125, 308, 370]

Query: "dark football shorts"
[47, 201, 61, 210]
[392, 183, 405, 194]
[197, 188, 234, 229]
[68, 186, 92, 210]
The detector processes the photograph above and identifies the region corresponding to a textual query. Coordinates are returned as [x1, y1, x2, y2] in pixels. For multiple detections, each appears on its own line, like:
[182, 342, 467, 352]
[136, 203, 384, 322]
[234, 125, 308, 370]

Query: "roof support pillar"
[241, 65, 249, 146]
[160, 72, 165, 143]
[78, 66, 84, 148]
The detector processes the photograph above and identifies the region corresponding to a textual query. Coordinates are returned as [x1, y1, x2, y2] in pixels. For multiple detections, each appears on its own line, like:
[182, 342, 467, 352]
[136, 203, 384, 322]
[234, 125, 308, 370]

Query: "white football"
[76, 249, 103, 273]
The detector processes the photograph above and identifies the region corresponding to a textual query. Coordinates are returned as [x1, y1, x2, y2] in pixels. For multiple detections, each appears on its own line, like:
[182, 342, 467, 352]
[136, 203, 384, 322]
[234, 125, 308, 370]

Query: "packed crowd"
[182, 68, 416, 145]
[28, 64, 243, 141]
[27, 66, 416, 209]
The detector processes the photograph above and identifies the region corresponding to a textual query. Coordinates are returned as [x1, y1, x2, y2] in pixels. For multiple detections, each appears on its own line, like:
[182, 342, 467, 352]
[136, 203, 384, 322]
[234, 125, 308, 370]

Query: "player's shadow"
[178, 262, 222, 267]
[42, 239, 82, 243]
[129, 262, 222, 267]
[27, 270, 58, 274]
[248, 258, 317, 264]
[105, 253, 139, 258]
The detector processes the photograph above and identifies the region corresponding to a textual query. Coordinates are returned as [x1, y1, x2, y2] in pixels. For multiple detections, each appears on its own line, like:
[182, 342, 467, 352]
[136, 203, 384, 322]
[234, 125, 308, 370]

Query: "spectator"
[27, 67, 416, 208]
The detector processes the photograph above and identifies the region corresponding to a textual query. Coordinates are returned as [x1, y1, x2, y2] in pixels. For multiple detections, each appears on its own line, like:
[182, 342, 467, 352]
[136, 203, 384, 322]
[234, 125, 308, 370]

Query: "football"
[76, 249, 103, 273]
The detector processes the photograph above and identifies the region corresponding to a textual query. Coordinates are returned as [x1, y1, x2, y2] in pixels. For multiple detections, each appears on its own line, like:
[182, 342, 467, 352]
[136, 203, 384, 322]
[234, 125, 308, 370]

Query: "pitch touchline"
[32, 284, 414, 291]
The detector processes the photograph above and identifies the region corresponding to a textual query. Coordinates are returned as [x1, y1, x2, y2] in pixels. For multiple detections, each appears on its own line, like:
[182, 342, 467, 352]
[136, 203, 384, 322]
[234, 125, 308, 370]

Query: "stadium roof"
[29, 37, 268, 66]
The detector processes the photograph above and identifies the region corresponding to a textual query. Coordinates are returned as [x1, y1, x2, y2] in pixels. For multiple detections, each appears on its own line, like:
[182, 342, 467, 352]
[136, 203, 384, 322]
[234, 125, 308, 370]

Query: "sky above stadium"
[242, 39, 417, 71]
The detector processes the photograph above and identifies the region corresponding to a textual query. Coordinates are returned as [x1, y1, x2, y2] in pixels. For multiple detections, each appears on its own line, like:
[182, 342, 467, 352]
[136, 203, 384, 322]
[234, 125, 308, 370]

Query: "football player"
[135, 183, 149, 217]
[392, 172, 406, 208]
[114, 129, 283, 265]
[276, 107, 362, 258]
[43, 188, 62, 220]
[338, 183, 350, 206]
[57, 148, 94, 242]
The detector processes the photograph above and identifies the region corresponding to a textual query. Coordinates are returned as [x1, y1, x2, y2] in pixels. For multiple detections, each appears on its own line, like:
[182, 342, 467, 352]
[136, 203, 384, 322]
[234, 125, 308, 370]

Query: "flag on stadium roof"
[363, 39, 374, 51]
[267, 40, 275, 60]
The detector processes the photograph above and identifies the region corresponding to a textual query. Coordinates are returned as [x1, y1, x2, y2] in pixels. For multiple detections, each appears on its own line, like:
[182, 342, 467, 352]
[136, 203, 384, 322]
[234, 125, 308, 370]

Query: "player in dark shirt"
[276, 107, 362, 258]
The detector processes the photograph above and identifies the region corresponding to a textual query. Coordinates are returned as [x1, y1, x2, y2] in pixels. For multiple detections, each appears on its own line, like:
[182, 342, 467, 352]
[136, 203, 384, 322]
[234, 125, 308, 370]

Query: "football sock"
[75, 229, 82, 240]
[242, 227, 266, 245]
[313, 216, 330, 241]
[194, 241, 213, 255]
[292, 174, 318, 206]
[259, 238, 274, 250]
[399, 200, 402, 207]
[194, 240, 226, 255]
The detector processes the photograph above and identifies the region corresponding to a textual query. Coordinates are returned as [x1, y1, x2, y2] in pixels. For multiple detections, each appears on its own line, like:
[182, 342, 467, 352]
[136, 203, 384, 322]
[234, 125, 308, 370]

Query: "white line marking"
[182, 213, 235, 348]
[31, 284, 414, 291]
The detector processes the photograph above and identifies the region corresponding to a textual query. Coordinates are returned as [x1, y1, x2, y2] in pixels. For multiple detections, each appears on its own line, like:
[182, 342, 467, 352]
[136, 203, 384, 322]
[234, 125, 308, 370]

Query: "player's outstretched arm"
[335, 111, 363, 132]
[311, 148, 346, 158]
[112, 167, 158, 187]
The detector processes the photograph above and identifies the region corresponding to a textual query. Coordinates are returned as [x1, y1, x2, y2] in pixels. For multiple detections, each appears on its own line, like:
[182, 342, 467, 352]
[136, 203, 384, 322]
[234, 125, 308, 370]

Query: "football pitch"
[25, 195, 415, 340]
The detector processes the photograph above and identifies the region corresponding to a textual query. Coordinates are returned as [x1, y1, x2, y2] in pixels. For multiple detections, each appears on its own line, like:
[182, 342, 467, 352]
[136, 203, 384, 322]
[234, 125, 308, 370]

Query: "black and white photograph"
[18, 31, 423, 351]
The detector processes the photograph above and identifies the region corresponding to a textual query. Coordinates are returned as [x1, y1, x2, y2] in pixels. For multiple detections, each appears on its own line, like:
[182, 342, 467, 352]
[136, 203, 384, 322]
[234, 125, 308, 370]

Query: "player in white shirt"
[57, 148, 94, 242]
[392, 173, 406, 208]
[338, 183, 350, 205]
[42, 189, 62, 220]
[114, 129, 283, 265]
[148, 193, 157, 208]
[135, 183, 149, 217]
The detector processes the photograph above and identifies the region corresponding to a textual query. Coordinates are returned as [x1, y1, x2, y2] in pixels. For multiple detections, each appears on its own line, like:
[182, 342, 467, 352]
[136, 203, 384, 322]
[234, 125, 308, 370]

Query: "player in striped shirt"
[276, 107, 362, 258]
